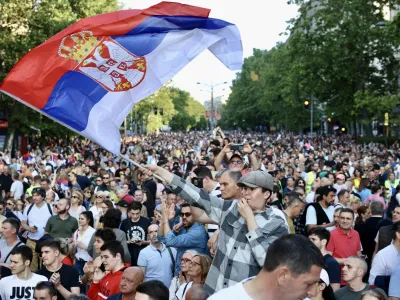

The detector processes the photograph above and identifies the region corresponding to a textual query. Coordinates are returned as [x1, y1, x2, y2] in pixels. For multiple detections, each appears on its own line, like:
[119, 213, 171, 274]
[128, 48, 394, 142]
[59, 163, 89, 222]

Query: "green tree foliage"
[134, 85, 176, 133]
[223, 0, 400, 134]
[0, 0, 119, 150]
[168, 87, 206, 131]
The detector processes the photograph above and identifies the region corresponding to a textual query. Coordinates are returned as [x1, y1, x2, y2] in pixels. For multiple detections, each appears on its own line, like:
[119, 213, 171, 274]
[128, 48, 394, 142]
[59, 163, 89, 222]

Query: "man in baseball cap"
[143, 165, 288, 294]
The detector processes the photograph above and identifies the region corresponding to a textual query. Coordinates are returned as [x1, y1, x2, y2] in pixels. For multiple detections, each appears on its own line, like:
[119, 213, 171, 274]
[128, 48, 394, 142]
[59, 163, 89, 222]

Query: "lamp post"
[197, 81, 227, 130]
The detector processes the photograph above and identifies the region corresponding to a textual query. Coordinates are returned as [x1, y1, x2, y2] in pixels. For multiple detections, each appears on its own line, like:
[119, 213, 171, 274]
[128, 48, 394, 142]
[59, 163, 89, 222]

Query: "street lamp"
[197, 81, 227, 130]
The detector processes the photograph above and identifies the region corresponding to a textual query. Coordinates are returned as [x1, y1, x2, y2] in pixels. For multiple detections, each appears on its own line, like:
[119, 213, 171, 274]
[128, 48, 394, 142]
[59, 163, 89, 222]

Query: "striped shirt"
[168, 175, 288, 294]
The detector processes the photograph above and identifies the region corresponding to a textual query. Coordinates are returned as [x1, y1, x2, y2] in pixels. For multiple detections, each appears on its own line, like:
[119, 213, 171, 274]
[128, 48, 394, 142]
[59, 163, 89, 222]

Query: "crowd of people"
[0, 128, 399, 300]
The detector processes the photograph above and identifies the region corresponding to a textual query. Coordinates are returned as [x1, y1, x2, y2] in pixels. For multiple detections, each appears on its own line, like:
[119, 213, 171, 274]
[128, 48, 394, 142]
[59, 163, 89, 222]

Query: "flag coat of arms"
[0, 2, 242, 154]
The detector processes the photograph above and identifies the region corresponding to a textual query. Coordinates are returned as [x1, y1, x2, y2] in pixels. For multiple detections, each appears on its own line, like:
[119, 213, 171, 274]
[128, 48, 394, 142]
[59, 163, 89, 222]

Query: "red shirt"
[61, 256, 74, 266]
[88, 264, 129, 300]
[327, 227, 361, 285]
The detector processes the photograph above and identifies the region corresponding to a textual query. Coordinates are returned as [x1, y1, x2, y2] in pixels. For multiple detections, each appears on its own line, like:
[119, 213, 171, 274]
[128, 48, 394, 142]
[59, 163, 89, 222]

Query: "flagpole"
[118, 154, 164, 182]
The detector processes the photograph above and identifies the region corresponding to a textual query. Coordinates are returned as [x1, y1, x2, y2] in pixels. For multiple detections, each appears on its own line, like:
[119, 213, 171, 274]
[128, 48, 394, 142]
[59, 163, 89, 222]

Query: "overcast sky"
[120, 0, 299, 102]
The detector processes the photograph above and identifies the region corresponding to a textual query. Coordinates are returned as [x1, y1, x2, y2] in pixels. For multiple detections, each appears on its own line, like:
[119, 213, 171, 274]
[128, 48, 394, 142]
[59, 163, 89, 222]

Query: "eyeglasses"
[181, 258, 192, 264]
[96, 195, 104, 198]
[181, 212, 192, 217]
[188, 260, 201, 267]
[6, 202, 14, 206]
[230, 160, 243, 165]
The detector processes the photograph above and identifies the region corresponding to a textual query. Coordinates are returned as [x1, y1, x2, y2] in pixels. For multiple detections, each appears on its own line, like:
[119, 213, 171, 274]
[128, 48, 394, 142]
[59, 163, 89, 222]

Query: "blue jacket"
[162, 222, 209, 275]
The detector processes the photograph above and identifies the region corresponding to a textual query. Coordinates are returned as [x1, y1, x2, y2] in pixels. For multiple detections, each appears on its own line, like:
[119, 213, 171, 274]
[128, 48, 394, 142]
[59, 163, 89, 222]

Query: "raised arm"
[144, 165, 227, 224]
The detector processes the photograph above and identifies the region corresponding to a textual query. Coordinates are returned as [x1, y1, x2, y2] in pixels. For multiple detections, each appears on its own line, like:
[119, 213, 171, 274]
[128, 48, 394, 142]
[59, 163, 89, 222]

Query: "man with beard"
[138, 224, 177, 286]
[0, 246, 47, 300]
[45, 198, 78, 239]
[304, 185, 337, 232]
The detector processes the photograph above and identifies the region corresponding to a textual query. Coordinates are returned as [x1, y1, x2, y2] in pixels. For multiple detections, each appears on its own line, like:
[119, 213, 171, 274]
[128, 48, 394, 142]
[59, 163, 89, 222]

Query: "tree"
[286, 0, 400, 135]
[169, 87, 205, 131]
[0, 0, 119, 151]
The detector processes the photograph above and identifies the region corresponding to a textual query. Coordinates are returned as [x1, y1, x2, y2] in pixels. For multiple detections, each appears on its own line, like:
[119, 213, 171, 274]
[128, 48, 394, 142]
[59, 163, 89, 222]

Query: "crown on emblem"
[58, 31, 99, 63]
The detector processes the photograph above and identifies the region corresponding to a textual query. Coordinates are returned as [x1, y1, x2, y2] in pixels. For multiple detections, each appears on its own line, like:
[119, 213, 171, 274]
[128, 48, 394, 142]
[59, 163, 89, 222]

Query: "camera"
[231, 144, 243, 151]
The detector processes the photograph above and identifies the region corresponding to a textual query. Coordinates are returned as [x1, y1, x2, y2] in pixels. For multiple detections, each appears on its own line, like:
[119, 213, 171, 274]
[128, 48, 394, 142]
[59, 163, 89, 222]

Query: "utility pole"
[310, 96, 314, 136]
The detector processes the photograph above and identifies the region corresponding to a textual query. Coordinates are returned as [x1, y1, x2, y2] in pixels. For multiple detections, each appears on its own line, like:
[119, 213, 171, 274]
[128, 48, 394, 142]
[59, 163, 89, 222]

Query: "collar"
[149, 243, 166, 252]
[337, 227, 354, 237]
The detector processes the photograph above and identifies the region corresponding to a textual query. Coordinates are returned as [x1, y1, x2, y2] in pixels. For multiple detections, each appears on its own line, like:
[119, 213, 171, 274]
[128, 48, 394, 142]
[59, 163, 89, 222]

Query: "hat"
[320, 269, 330, 286]
[116, 200, 128, 208]
[45, 165, 52, 171]
[229, 154, 243, 162]
[336, 173, 345, 180]
[237, 170, 274, 190]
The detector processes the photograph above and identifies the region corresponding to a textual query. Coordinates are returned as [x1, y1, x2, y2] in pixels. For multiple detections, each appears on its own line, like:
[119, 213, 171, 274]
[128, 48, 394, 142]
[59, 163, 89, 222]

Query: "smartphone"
[99, 263, 106, 272]
[231, 144, 243, 151]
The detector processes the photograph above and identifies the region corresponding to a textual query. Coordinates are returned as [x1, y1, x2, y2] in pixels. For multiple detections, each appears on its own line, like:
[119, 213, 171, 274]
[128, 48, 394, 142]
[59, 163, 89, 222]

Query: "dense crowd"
[0, 128, 399, 300]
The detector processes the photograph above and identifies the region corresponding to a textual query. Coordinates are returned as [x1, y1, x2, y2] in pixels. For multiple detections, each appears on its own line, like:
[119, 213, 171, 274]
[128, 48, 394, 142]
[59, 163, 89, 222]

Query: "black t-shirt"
[120, 217, 151, 266]
[0, 174, 13, 192]
[37, 264, 80, 300]
[324, 254, 341, 284]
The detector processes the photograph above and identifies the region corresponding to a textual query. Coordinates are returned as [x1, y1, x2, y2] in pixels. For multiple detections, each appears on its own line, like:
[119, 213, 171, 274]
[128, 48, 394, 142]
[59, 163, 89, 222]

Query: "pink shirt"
[364, 194, 387, 209]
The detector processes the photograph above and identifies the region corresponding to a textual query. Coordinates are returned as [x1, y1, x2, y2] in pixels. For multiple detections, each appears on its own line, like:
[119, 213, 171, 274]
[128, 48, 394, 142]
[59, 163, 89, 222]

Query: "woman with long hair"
[73, 211, 95, 277]
[352, 167, 363, 191]
[170, 250, 199, 300]
[69, 190, 86, 221]
[89, 191, 105, 223]
[54, 237, 75, 267]
[82, 187, 93, 210]
[94, 199, 114, 229]
[355, 206, 371, 231]
[176, 254, 211, 300]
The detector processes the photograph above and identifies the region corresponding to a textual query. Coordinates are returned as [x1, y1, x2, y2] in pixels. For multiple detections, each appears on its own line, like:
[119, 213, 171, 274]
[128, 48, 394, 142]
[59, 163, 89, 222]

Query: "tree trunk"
[4, 126, 15, 153]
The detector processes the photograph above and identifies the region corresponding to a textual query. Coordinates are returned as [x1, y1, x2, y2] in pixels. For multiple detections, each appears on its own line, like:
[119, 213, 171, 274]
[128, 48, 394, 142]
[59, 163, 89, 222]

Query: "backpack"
[26, 203, 53, 219]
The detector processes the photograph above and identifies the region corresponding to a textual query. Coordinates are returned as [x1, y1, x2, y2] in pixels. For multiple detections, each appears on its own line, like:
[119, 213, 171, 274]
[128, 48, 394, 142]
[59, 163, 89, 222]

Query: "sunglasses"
[180, 212, 192, 218]
[103, 177, 110, 179]
[96, 195, 104, 198]
[7, 202, 14, 205]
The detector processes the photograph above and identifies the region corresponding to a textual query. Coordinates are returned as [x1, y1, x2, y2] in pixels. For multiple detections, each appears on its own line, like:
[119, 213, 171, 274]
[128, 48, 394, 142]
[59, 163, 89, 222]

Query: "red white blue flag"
[0, 2, 242, 154]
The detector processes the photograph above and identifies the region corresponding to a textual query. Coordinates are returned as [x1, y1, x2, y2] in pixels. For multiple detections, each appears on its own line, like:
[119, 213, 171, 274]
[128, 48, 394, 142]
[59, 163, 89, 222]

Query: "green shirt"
[45, 215, 78, 238]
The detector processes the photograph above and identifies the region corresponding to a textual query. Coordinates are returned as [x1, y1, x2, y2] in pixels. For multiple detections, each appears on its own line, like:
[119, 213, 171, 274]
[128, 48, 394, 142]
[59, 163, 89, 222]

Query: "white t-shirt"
[74, 226, 96, 261]
[208, 277, 254, 300]
[0, 273, 48, 300]
[23, 203, 53, 240]
[305, 204, 335, 231]
[10, 181, 24, 200]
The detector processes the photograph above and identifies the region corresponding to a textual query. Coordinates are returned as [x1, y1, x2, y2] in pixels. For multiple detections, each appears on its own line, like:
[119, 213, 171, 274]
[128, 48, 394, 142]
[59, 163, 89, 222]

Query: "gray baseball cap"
[237, 170, 274, 190]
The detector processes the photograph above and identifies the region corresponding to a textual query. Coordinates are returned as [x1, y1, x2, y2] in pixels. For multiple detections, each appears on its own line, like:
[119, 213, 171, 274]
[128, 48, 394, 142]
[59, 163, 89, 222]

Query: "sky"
[120, 0, 299, 103]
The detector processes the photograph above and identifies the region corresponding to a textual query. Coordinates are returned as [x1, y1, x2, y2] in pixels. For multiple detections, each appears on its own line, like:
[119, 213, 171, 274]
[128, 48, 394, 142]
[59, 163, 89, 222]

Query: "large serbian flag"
[0, 2, 242, 154]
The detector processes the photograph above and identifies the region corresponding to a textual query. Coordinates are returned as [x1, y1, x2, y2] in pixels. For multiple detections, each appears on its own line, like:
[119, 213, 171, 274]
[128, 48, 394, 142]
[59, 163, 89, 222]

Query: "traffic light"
[304, 100, 309, 109]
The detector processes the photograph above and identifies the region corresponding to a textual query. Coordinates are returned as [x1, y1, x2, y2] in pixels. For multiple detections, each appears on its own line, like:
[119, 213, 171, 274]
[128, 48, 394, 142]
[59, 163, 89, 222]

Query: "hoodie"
[87, 264, 129, 300]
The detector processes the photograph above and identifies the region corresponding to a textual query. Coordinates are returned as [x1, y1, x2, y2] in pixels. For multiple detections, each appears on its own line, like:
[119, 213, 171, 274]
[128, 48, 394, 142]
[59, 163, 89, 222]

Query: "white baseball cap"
[320, 269, 330, 286]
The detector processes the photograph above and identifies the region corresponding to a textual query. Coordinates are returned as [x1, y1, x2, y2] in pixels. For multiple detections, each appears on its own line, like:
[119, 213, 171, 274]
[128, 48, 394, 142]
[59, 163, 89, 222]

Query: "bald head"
[186, 284, 209, 300]
[120, 267, 144, 295]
